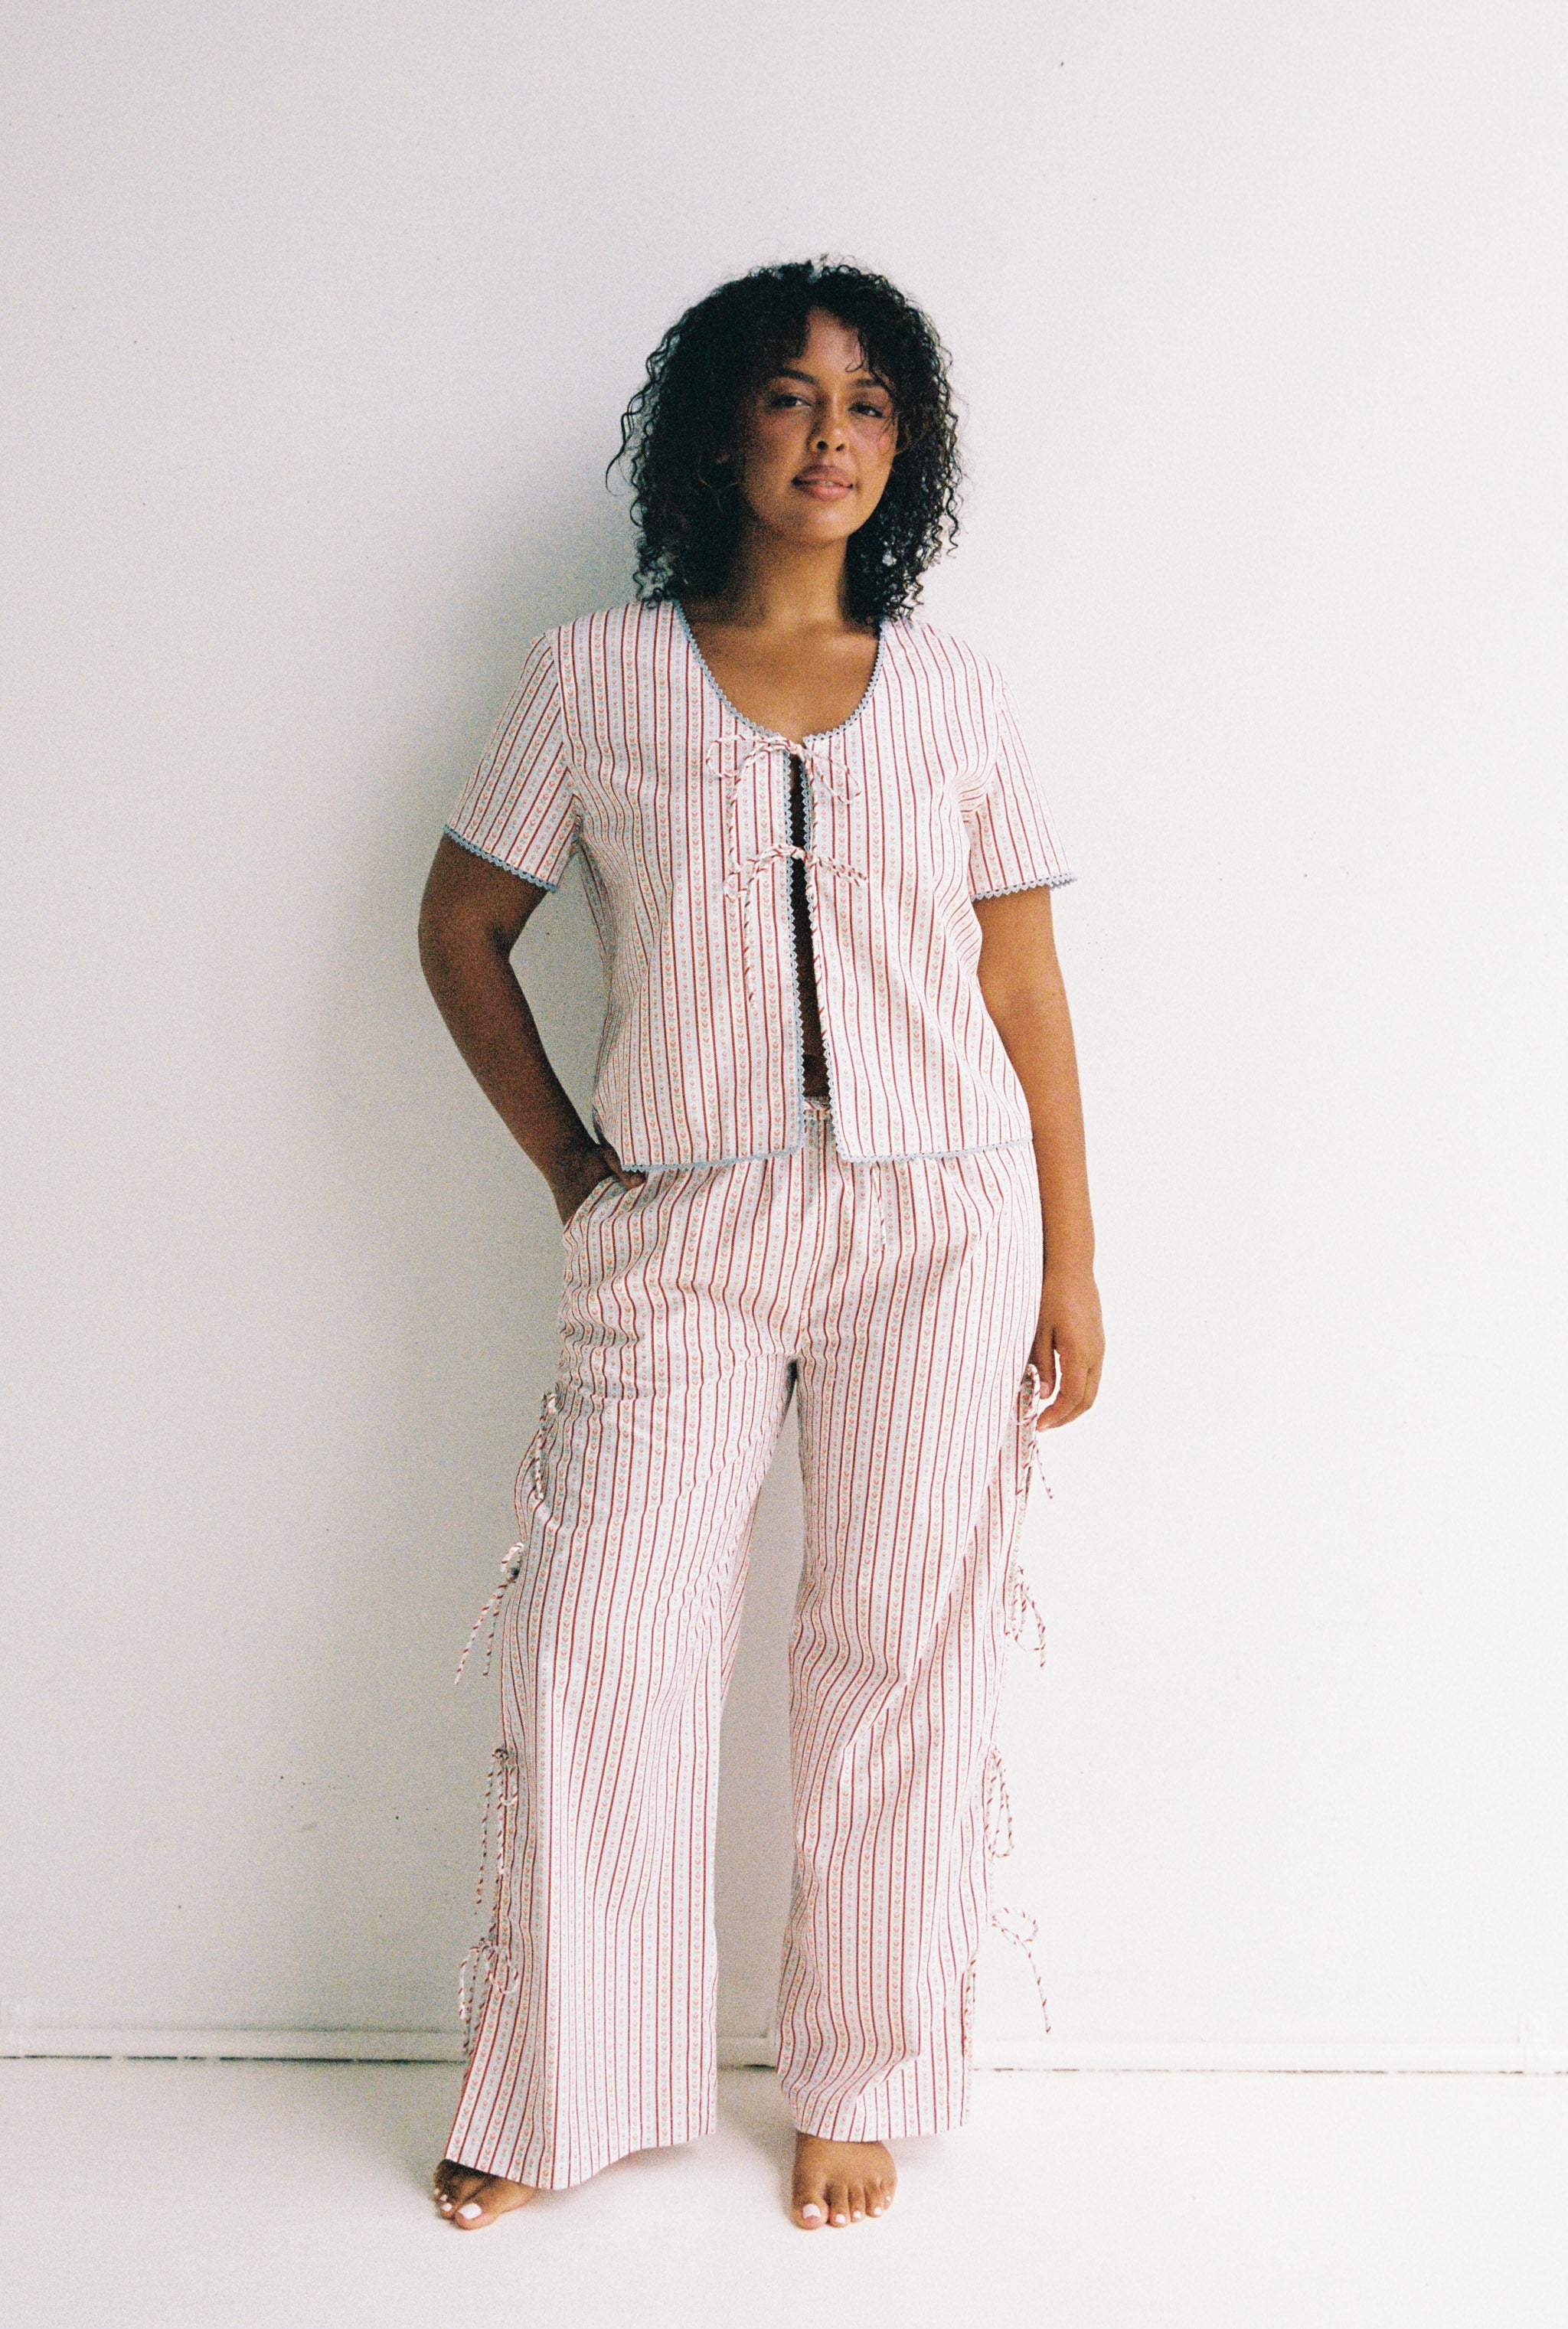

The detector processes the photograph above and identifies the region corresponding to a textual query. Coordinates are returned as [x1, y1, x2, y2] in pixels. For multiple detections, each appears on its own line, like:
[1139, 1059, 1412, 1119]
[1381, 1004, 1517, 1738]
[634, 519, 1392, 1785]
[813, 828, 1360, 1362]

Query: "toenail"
[832, 2211, 847, 2223]
[456, 2201, 482, 2220]
[800, 2203, 822, 2221]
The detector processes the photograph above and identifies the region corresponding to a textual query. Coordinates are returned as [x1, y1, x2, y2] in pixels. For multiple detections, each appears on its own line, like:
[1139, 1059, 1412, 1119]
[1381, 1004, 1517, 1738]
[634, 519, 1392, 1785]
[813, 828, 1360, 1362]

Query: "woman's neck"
[699, 530, 862, 636]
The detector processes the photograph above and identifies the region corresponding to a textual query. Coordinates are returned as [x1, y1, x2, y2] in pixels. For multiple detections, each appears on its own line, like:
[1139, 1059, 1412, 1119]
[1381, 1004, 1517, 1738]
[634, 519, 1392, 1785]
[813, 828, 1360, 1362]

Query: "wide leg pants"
[446, 1099, 1049, 2190]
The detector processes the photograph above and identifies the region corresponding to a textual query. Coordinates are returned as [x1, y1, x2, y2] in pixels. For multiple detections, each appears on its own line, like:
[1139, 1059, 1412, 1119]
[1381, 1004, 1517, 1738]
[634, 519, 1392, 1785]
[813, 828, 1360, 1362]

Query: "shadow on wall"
[296, 474, 799, 2046]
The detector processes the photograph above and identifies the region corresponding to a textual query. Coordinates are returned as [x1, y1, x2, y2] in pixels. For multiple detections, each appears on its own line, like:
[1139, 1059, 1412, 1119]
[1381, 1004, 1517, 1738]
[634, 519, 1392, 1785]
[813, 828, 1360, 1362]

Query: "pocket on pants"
[923, 1148, 989, 1242]
[560, 1170, 624, 1243]
[933, 1142, 1027, 1221]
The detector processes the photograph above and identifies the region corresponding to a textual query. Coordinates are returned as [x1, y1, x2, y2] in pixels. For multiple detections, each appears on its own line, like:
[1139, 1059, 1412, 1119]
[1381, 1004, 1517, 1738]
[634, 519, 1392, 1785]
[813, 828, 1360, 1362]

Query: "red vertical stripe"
[443, 602, 1076, 1172]
[445, 1112, 1045, 2190]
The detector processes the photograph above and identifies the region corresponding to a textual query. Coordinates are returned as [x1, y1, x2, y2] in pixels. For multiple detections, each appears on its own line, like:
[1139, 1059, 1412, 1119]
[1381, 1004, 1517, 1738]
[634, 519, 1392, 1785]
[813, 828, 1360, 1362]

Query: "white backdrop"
[3, 1, 1564, 2066]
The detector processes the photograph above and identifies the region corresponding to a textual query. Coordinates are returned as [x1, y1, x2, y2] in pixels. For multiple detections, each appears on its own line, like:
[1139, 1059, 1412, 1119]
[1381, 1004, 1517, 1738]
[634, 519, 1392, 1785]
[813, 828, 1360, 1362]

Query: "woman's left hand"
[1029, 1269, 1105, 1429]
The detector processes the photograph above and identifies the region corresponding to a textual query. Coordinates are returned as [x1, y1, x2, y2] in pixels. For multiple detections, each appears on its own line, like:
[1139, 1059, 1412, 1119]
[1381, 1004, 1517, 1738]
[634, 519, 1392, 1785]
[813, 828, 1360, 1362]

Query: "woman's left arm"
[973, 886, 1105, 1427]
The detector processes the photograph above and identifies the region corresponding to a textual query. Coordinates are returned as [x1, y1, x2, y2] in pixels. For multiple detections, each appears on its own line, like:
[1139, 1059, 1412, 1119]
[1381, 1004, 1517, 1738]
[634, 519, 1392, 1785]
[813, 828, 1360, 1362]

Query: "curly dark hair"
[612, 258, 963, 626]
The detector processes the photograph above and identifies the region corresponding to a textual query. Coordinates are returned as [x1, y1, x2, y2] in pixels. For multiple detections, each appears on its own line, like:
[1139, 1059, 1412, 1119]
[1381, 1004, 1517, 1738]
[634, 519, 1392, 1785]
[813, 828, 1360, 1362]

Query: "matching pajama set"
[440, 598, 1075, 2189]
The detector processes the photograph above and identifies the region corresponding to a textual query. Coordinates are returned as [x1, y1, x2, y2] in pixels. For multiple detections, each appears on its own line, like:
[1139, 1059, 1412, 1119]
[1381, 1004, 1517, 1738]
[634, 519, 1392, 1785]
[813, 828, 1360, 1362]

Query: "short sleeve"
[443, 632, 577, 890]
[965, 666, 1076, 900]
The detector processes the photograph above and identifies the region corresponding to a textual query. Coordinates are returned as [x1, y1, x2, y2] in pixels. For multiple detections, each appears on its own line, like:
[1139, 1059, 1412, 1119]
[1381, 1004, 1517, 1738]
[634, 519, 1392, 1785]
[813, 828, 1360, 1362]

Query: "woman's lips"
[793, 470, 854, 499]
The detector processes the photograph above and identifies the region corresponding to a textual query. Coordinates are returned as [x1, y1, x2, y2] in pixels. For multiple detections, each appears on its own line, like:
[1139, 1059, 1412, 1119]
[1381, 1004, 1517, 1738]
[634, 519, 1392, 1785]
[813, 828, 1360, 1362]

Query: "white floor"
[4, 2061, 1565, 2329]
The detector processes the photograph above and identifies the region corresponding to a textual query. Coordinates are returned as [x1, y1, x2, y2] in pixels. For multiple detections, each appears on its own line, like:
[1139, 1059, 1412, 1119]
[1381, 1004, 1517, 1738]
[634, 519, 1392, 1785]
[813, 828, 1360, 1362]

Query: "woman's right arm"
[417, 834, 642, 1223]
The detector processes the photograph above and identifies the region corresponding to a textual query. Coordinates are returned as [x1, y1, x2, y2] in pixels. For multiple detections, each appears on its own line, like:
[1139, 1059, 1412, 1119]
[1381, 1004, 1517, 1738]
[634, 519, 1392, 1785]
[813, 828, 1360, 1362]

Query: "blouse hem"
[608, 1130, 1038, 1174]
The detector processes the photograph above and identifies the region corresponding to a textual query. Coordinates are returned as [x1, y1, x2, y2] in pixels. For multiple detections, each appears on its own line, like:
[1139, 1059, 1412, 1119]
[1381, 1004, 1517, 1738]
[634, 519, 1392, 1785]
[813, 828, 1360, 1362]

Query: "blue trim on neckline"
[670, 597, 889, 748]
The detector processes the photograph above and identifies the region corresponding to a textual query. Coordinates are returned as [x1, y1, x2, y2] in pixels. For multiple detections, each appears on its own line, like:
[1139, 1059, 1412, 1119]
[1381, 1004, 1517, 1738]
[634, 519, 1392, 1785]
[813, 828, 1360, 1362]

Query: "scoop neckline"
[671, 597, 889, 748]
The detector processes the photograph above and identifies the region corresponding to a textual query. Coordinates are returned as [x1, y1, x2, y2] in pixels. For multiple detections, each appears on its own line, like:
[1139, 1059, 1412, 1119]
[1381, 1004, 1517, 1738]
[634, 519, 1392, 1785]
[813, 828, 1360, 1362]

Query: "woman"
[420, 259, 1102, 2233]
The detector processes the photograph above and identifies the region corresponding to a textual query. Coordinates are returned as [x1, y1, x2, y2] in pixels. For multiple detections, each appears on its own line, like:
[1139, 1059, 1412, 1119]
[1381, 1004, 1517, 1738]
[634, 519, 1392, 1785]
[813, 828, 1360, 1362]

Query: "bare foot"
[431, 2157, 538, 2229]
[791, 2131, 897, 2229]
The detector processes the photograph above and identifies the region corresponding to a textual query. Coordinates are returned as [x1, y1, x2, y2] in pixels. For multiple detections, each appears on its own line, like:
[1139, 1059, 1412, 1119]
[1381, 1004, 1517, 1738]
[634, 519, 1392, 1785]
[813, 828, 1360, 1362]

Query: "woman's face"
[728, 307, 898, 552]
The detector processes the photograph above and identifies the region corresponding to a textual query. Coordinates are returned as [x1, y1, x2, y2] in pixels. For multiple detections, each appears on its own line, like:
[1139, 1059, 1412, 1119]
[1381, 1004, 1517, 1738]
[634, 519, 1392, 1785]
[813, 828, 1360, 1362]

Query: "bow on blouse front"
[701, 732, 866, 903]
[698, 736, 876, 1230]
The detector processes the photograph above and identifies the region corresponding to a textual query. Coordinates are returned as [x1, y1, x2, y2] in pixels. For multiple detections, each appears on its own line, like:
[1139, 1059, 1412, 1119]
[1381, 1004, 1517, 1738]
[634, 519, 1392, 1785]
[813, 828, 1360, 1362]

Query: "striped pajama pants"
[446, 1097, 1049, 2190]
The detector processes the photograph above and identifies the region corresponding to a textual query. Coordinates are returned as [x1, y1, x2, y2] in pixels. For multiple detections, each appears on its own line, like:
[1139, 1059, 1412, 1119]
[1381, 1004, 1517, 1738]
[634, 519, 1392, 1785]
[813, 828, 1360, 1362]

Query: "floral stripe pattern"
[444, 599, 1075, 1171]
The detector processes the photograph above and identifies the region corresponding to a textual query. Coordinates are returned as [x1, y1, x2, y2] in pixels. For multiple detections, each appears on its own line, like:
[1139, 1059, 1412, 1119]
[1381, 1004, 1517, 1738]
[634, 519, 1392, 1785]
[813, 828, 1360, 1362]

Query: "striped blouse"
[444, 598, 1075, 1170]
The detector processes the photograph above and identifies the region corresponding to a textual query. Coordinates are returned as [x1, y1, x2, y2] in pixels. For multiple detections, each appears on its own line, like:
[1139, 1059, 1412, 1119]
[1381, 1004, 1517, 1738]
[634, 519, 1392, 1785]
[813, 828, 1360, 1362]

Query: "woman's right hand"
[552, 1139, 645, 1227]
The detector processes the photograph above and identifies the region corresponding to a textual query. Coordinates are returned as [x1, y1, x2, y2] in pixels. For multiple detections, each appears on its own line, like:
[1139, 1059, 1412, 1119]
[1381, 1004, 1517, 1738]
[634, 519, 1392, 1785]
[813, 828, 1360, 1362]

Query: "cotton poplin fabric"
[442, 599, 1075, 1171]
[446, 1102, 1052, 2190]
[442, 594, 1074, 2188]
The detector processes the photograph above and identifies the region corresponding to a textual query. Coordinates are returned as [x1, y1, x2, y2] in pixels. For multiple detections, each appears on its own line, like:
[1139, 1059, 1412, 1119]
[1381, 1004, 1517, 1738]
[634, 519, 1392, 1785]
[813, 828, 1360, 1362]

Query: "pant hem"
[781, 2089, 970, 2144]
[445, 2109, 717, 2193]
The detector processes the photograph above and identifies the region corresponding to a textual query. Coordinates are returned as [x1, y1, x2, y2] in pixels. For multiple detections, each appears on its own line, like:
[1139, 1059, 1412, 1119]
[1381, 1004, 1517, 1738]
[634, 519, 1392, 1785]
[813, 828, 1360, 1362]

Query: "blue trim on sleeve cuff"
[971, 869, 1077, 900]
[443, 825, 561, 891]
